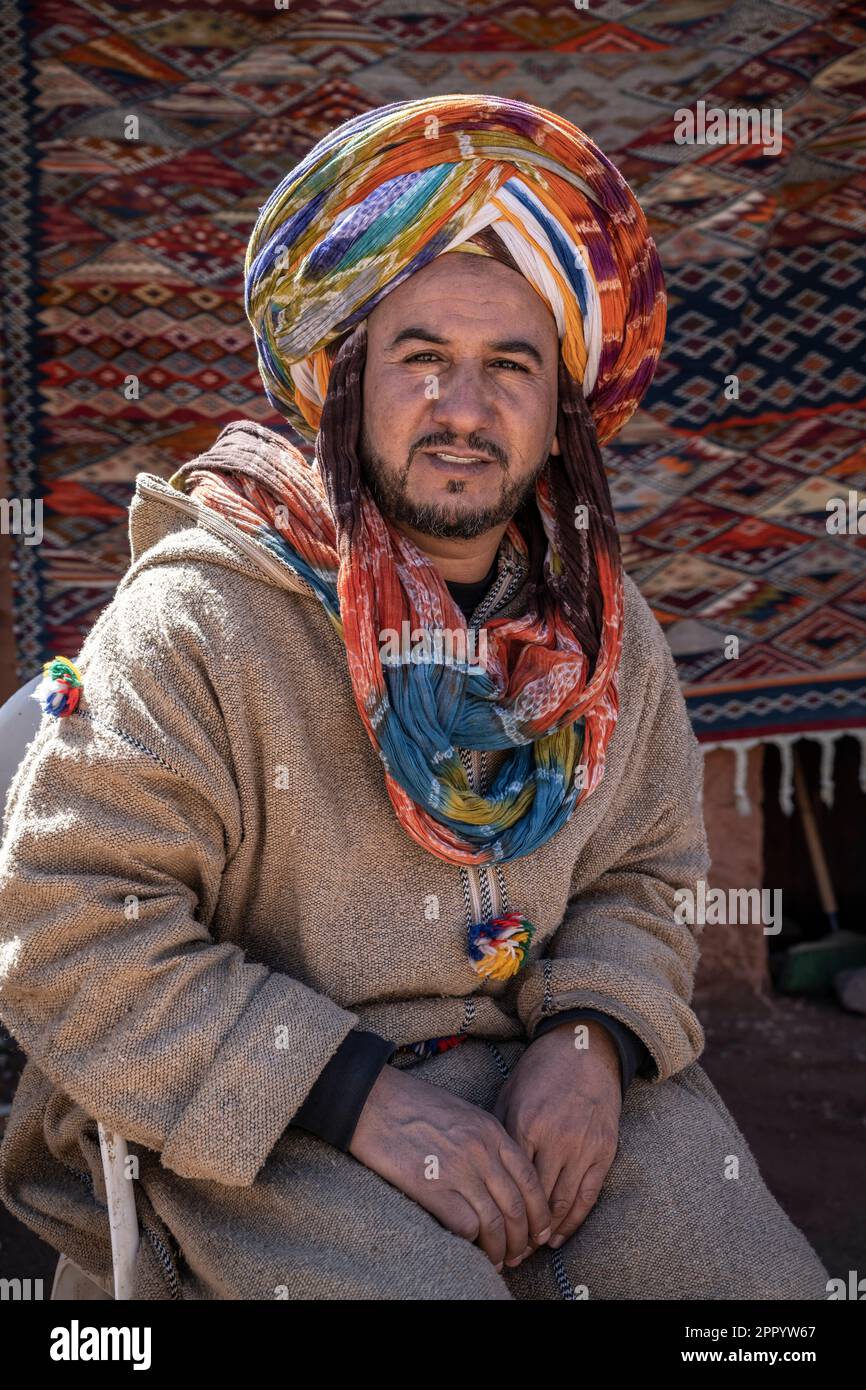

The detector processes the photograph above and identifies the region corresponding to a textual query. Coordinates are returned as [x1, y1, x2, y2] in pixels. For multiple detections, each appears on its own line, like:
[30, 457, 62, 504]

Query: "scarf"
[170, 365, 623, 871]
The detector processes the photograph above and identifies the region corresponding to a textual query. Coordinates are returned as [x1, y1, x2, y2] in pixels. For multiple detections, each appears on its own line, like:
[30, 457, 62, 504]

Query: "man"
[0, 95, 828, 1300]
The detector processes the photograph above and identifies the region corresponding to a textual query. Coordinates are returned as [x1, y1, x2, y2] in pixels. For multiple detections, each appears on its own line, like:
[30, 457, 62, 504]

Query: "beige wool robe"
[0, 421, 829, 1299]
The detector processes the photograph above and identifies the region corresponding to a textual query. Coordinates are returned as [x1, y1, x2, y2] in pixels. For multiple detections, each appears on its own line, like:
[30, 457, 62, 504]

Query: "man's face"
[358, 253, 561, 539]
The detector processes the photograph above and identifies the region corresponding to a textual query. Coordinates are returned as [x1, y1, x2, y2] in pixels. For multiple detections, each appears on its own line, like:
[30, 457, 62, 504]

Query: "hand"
[348, 1062, 553, 1272]
[492, 1019, 622, 1259]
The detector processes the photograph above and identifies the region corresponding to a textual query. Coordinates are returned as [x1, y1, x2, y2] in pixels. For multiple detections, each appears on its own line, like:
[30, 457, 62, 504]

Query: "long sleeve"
[509, 615, 709, 1083]
[290, 1028, 397, 1150]
[0, 575, 363, 1189]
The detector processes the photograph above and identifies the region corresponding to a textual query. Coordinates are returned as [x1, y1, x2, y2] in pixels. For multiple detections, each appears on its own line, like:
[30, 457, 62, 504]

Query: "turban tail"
[244, 94, 666, 447]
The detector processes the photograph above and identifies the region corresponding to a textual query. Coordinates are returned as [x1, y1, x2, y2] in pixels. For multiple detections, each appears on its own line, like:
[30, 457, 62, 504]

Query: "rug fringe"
[700, 729, 866, 816]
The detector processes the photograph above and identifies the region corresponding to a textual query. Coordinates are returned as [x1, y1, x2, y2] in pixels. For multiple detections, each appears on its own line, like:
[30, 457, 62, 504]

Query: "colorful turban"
[244, 94, 666, 446]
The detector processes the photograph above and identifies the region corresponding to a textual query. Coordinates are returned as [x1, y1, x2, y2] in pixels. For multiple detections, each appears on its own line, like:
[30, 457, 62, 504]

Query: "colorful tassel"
[468, 912, 536, 981]
[32, 655, 84, 718]
[409, 1034, 469, 1061]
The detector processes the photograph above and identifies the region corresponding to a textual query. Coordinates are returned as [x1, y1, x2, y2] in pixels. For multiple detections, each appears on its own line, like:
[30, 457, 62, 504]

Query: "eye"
[404, 353, 529, 372]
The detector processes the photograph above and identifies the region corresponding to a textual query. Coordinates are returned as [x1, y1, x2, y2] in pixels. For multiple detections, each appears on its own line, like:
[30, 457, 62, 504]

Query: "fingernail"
[535, 1226, 552, 1244]
[495, 1261, 504, 1273]
[549, 1234, 565, 1249]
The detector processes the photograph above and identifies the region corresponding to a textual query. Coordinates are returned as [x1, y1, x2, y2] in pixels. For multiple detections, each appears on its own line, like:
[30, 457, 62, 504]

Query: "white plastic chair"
[0, 674, 139, 1300]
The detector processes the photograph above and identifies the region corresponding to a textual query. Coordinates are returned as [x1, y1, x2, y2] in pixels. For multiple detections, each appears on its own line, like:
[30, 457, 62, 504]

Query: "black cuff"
[532, 1008, 651, 1100]
[290, 1029, 397, 1152]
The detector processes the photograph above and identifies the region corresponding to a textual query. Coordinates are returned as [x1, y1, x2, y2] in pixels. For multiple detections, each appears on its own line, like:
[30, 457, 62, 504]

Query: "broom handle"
[792, 746, 839, 926]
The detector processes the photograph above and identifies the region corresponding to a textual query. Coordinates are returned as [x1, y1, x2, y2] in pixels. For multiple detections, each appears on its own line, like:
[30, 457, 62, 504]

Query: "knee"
[562, 1072, 831, 1301]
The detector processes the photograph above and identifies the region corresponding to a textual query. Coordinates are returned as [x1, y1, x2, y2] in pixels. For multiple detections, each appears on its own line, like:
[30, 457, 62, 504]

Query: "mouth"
[418, 450, 496, 476]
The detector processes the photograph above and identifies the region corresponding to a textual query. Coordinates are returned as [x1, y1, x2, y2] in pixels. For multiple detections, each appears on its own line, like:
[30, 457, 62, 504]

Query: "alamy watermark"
[49, 1321, 151, 1369]
[826, 1269, 865, 1299]
[379, 622, 489, 674]
[674, 880, 782, 935]
[826, 490, 865, 534]
[674, 101, 783, 157]
[0, 497, 43, 545]
[1, 1275, 44, 1299]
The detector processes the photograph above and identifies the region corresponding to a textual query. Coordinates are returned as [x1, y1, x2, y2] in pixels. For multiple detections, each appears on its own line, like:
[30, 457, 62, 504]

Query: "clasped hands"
[348, 1018, 623, 1274]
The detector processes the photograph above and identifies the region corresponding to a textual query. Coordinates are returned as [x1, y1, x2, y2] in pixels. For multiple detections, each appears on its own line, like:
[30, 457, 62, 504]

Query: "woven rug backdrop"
[2, 0, 866, 807]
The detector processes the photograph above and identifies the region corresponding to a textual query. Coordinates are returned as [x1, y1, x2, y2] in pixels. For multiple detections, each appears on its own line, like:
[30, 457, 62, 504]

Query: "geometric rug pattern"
[2, 0, 865, 742]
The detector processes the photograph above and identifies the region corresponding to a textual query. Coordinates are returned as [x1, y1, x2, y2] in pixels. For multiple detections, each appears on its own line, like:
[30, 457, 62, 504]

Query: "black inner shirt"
[444, 552, 499, 621]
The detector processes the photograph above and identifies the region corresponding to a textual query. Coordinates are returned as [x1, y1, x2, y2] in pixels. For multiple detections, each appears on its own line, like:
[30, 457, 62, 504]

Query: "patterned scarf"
[170, 325, 623, 870]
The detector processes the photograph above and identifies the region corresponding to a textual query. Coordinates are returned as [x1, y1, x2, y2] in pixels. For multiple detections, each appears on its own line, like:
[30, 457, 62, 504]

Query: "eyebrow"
[387, 325, 545, 368]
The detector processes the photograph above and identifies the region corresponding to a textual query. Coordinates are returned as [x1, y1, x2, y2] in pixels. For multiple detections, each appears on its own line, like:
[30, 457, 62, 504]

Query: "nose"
[427, 360, 497, 443]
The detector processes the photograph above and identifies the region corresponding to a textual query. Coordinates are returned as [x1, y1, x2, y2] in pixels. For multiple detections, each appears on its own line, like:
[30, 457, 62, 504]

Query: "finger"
[549, 1159, 609, 1247]
[480, 1169, 530, 1266]
[541, 1101, 598, 1233]
[430, 1191, 484, 1247]
[533, 1140, 566, 1207]
[463, 1180, 510, 1270]
[498, 1136, 553, 1246]
[546, 1159, 581, 1238]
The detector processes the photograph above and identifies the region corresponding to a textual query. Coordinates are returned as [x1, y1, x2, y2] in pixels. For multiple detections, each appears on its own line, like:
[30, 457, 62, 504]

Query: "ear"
[550, 433, 561, 457]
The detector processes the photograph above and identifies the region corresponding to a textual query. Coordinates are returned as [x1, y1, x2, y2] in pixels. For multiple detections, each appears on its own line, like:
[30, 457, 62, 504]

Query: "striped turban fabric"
[244, 95, 665, 447]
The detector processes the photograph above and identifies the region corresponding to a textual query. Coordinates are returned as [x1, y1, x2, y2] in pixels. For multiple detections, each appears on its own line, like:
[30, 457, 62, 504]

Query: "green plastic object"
[777, 930, 866, 995]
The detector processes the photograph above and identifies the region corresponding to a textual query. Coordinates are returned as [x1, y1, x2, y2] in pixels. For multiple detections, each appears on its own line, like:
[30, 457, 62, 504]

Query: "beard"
[358, 438, 549, 540]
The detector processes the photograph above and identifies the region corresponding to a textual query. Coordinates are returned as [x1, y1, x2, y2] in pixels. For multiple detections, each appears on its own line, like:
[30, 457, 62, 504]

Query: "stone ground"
[1, 993, 863, 1294]
[698, 991, 865, 1281]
